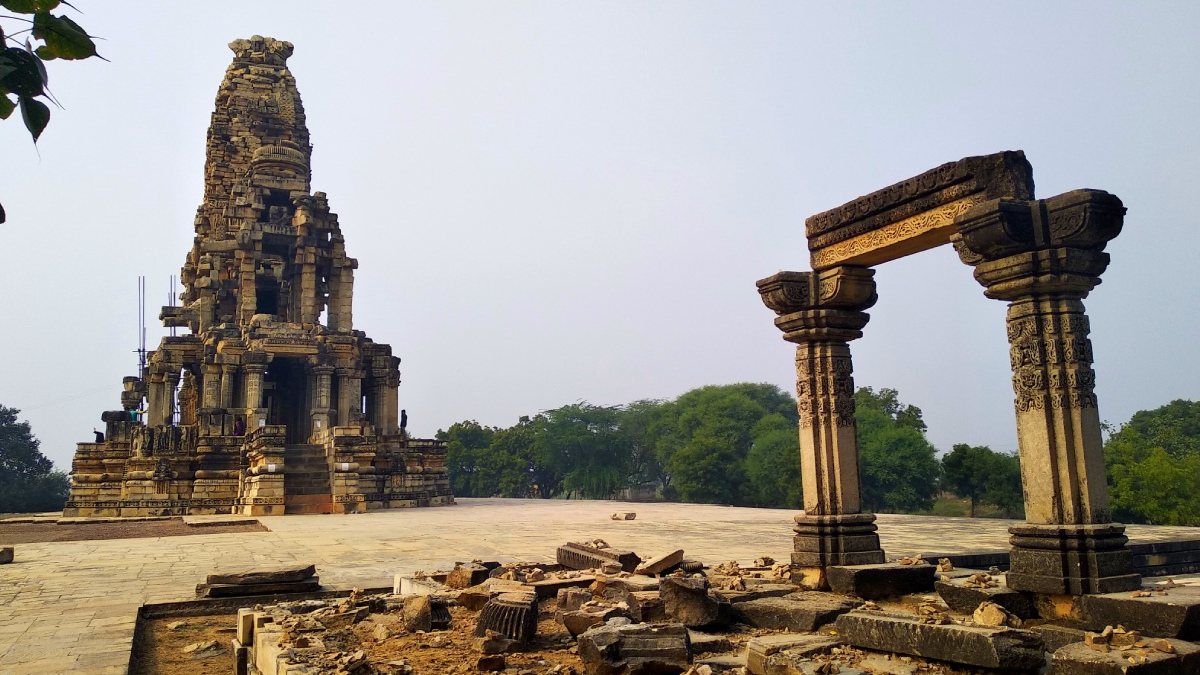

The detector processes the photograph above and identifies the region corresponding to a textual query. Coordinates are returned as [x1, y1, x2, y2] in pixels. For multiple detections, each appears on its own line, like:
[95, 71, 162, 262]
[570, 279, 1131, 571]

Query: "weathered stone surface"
[636, 550, 684, 576]
[472, 630, 517, 655]
[834, 610, 1044, 670]
[562, 607, 629, 637]
[660, 576, 727, 628]
[0, 547, 12, 564]
[207, 564, 316, 585]
[1049, 639, 1200, 675]
[403, 595, 432, 633]
[558, 542, 642, 573]
[698, 653, 746, 674]
[732, 593, 857, 631]
[1080, 587, 1200, 639]
[746, 634, 838, 675]
[557, 587, 593, 613]
[713, 583, 797, 604]
[458, 579, 533, 611]
[827, 563, 935, 599]
[935, 578, 1037, 619]
[1031, 623, 1088, 653]
[529, 574, 597, 599]
[611, 512, 636, 520]
[477, 654, 506, 671]
[196, 578, 320, 598]
[577, 622, 690, 675]
[688, 630, 734, 655]
[763, 655, 866, 675]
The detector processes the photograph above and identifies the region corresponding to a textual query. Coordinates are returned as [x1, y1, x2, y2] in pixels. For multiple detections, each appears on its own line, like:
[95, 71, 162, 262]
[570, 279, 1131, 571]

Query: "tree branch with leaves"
[0, 0, 102, 224]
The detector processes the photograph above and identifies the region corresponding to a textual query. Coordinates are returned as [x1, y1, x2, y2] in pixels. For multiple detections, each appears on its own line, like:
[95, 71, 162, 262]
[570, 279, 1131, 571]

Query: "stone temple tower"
[63, 37, 454, 516]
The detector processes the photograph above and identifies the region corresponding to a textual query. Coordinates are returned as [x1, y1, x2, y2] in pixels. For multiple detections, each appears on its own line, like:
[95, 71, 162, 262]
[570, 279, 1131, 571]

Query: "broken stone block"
[835, 610, 1045, 670]
[611, 512, 636, 520]
[627, 591, 667, 623]
[661, 576, 728, 628]
[826, 563, 935, 599]
[558, 587, 594, 614]
[559, 542, 642, 573]
[373, 623, 392, 641]
[206, 563, 316, 585]
[713, 583, 798, 604]
[732, 592, 857, 631]
[431, 600, 452, 630]
[637, 549, 685, 576]
[477, 655, 506, 672]
[473, 629, 517, 655]
[1080, 586, 1200, 639]
[688, 630, 734, 655]
[196, 578, 320, 598]
[1049, 639, 1200, 675]
[395, 574, 444, 596]
[446, 563, 490, 589]
[603, 574, 660, 602]
[746, 634, 838, 675]
[973, 601, 1020, 628]
[935, 578, 1038, 619]
[563, 606, 630, 637]
[458, 579, 534, 611]
[403, 595, 432, 633]
[474, 591, 539, 645]
[0, 547, 12, 564]
[529, 573, 597, 599]
[577, 622, 691, 675]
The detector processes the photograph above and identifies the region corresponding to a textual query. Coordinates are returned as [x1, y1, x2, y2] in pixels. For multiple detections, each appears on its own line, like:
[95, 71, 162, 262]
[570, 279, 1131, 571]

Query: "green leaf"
[0, 49, 44, 97]
[0, 94, 14, 119]
[19, 95, 48, 140]
[0, 0, 60, 12]
[31, 12, 96, 60]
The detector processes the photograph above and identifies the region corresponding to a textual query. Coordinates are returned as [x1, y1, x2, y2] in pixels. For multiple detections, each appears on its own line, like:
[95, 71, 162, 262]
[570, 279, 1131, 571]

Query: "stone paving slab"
[0, 498, 1195, 674]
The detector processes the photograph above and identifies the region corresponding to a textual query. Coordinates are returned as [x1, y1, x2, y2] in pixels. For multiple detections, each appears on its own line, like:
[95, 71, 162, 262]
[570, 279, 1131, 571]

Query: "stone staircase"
[284, 444, 333, 514]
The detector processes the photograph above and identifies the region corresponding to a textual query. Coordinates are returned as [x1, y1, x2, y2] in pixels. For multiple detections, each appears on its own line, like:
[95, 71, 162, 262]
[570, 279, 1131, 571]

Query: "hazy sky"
[2, 2, 1198, 470]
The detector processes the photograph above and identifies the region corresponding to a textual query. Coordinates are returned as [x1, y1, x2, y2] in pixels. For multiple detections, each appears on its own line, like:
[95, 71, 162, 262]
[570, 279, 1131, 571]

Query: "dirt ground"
[131, 614, 237, 675]
[0, 519, 267, 545]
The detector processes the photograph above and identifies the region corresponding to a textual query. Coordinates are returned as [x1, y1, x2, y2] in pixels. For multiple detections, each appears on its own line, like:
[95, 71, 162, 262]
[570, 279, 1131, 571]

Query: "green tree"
[439, 420, 497, 497]
[670, 433, 747, 504]
[538, 403, 630, 499]
[0, 404, 69, 512]
[2, 1, 103, 224]
[1105, 399, 1200, 525]
[855, 387, 941, 513]
[744, 413, 802, 508]
[941, 444, 1023, 518]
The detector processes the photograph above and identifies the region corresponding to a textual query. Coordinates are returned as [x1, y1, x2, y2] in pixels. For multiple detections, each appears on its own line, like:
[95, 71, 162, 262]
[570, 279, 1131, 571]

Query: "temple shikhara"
[63, 36, 453, 516]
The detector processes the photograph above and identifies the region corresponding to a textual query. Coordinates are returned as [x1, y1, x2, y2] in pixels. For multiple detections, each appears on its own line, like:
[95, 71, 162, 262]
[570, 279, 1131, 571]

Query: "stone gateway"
[64, 37, 454, 517]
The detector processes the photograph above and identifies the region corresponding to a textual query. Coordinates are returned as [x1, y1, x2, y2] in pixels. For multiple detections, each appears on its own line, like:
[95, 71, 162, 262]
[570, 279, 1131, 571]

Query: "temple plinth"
[64, 36, 454, 516]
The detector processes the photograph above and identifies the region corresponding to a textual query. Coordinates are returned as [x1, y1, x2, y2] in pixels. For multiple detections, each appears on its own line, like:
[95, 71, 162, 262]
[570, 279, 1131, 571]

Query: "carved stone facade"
[761, 151, 1137, 595]
[64, 37, 453, 517]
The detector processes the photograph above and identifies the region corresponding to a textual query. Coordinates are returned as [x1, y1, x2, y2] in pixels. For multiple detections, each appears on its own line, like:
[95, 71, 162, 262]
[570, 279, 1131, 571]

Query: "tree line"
[439, 383, 1026, 518]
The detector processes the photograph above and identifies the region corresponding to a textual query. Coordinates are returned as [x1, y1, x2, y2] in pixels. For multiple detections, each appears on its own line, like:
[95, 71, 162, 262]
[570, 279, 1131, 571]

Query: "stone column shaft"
[202, 364, 221, 409]
[220, 364, 236, 408]
[796, 341, 861, 515]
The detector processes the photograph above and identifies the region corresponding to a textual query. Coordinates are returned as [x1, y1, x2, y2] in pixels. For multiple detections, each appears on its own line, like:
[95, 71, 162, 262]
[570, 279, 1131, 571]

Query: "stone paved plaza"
[1, 498, 1196, 674]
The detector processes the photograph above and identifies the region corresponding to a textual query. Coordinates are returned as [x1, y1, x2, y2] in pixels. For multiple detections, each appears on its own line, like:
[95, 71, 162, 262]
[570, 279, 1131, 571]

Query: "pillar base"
[1007, 523, 1140, 595]
[791, 513, 886, 567]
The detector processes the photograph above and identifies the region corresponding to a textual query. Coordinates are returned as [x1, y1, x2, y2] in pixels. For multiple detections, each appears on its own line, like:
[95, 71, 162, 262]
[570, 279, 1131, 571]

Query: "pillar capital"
[757, 267, 876, 343]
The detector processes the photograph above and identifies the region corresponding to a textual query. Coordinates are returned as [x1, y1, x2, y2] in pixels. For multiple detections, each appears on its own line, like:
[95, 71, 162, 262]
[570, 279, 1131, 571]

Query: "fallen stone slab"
[459, 579, 534, 611]
[206, 563, 316, 585]
[827, 563, 935, 599]
[445, 562, 490, 589]
[577, 622, 691, 675]
[637, 549, 684, 576]
[611, 512, 637, 520]
[698, 653, 746, 674]
[529, 574, 596, 599]
[688, 630, 734, 655]
[1031, 623, 1088, 653]
[562, 606, 630, 637]
[394, 574, 445, 596]
[0, 547, 11, 564]
[746, 634, 838, 675]
[196, 578, 321, 598]
[559, 542, 642, 573]
[713, 583, 798, 604]
[766, 656, 867, 675]
[1080, 586, 1200, 639]
[1049, 639, 1200, 675]
[834, 610, 1045, 670]
[732, 592, 857, 631]
[603, 574, 660, 601]
[661, 576, 729, 628]
[935, 578, 1038, 619]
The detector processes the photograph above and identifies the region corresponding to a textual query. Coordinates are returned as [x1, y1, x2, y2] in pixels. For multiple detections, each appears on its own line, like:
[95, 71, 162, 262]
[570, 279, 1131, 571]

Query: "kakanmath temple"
[63, 36, 453, 516]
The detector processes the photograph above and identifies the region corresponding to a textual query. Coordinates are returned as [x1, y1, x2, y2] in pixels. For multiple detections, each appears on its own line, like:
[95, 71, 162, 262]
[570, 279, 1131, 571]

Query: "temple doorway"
[263, 357, 309, 444]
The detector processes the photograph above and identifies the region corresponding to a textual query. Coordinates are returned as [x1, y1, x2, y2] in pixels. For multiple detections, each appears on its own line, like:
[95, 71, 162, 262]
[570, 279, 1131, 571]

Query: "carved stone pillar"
[220, 364, 236, 408]
[953, 189, 1139, 594]
[309, 365, 334, 436]
[202, 364, 222, 409]
[336, 368, 362, 426]
[163, 370, 181, 426]
[146, 371, 166, 427]
[243, 363, 267, 429]
[757, 266, 886, 570]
